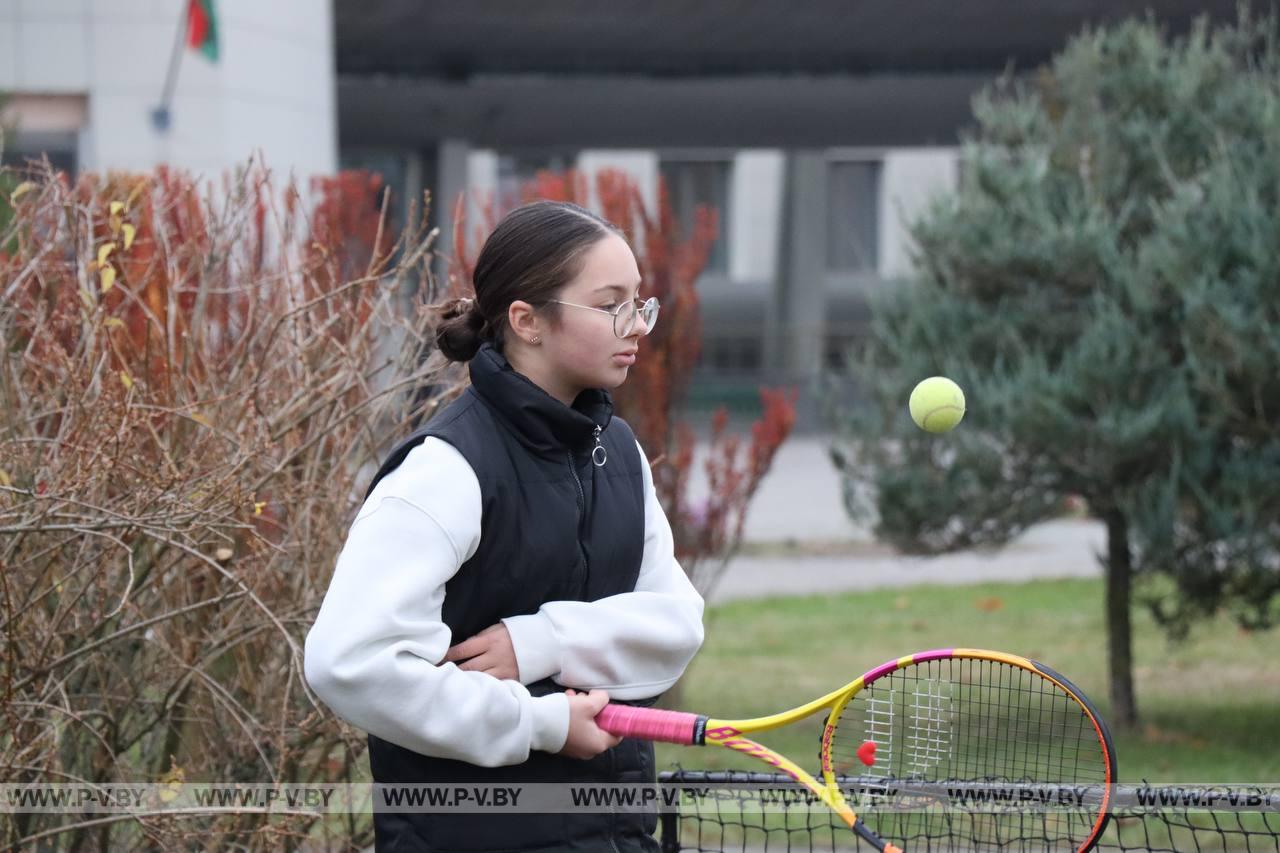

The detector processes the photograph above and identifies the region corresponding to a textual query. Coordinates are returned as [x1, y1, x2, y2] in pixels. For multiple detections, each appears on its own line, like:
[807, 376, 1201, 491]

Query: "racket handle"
[596, 704, 703, 745]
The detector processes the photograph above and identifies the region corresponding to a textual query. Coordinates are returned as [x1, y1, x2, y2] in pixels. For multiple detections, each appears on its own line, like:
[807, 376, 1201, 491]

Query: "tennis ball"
[909, 376, 966, 433]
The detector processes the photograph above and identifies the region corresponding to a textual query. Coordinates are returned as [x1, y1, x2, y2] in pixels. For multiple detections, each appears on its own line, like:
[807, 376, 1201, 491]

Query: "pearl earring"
[530, 336, 540, 344]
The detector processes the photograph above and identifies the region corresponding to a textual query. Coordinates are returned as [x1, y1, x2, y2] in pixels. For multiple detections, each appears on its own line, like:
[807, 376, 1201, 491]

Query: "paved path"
[688, 435, 1105, 603]
[705, 520, 1105, 603]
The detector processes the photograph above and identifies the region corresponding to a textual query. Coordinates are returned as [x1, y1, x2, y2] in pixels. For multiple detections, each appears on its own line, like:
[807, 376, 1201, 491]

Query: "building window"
[659, 159, 731, 276]
[339, 150, 407, 234]
[826, 160, 880, 273]
[496, 151, 576, 211]
[1, 132, 78, 176]
[700, 332, 762, 375]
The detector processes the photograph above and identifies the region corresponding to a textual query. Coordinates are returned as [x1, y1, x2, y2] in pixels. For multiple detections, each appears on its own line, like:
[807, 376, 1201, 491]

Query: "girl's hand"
[443, 623, 519, 681]
[558, 689, 622, 759]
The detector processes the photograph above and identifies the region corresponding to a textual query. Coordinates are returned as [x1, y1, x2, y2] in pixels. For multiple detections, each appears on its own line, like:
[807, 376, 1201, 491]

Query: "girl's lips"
[612, 352, 637, 366]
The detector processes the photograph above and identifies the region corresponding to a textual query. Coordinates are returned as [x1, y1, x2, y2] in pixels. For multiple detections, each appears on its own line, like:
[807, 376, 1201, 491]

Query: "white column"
[879, 148, 959, 280]
[728, 150, 784, 289]
[576, 150, 658, 218]
[463, 149, 499, 256]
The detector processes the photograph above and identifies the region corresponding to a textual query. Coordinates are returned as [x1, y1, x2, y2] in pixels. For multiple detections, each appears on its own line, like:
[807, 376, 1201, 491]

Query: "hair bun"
[439, 295, 477, 320]
[435, 294, 487, 362]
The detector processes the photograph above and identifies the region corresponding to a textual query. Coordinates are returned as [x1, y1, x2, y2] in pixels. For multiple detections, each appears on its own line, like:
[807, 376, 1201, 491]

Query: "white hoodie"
[304, 437, 705, 768]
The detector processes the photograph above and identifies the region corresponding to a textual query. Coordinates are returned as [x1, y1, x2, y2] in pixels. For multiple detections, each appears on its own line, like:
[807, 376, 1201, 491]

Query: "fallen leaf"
[158, 761, 185, 803]
[9, 181, 36, 203]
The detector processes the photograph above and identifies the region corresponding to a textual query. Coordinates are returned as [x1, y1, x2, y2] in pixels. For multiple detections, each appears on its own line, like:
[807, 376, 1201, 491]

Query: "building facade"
[0, 0, 336, 180]
[335, 1, 1228, 408]
[3, 0, 1231, 413]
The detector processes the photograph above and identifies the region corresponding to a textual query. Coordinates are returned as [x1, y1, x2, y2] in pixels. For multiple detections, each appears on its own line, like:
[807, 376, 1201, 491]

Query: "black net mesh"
[657, 771, 1280, 852]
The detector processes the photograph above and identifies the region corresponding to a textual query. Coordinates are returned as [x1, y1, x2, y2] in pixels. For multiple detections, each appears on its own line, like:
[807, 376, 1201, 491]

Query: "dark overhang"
[335, 1, 1239, 148]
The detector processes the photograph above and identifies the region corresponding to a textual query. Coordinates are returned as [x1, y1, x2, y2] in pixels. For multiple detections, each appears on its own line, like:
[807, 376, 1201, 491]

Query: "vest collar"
[469, 343, 614, 456]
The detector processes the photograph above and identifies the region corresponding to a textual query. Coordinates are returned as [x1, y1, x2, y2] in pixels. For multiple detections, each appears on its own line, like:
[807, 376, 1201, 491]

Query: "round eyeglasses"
[547, 296, 660, 338]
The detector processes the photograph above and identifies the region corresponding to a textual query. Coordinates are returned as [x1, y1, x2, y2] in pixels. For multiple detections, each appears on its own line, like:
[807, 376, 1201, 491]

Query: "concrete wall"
[0, 0, 336, 178]
[727, 150, 785, 292]
[576, 149, 658, 219]
[879, 147, 959, 279]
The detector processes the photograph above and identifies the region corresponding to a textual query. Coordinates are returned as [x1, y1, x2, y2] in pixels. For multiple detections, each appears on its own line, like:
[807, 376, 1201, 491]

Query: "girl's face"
[509, 233, 650, 406]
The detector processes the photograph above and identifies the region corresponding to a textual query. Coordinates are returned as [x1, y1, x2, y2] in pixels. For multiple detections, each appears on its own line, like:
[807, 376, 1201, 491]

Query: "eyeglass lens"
[616, 298, 660, 337]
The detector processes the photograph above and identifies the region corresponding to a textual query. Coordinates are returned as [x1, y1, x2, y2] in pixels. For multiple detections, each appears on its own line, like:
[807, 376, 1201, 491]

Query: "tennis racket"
[597, 648, 1116, 852]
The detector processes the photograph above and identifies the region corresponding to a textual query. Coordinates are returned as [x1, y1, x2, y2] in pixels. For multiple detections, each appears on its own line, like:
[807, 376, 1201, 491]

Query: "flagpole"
[151, 2, 190, 133]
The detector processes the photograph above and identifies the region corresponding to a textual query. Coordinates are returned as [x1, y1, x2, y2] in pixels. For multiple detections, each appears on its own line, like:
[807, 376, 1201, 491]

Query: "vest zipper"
[566, 450, 590, 594]
[591, 425, 607, 467]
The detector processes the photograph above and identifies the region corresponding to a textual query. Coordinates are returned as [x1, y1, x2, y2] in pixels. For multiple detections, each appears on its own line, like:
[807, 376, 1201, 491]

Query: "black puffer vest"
[364, 344, 658, 852]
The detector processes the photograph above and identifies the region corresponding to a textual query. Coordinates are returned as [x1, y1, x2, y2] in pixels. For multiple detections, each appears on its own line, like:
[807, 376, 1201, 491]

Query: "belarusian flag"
[186, 0, 219, 62]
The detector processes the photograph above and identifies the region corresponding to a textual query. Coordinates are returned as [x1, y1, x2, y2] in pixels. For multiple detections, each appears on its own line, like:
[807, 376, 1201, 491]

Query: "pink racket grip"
[596, 704, 705, 745]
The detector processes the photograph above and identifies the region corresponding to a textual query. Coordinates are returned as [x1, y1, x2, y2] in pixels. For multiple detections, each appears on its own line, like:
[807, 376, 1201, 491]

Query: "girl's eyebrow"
[593, 282, 643, 295]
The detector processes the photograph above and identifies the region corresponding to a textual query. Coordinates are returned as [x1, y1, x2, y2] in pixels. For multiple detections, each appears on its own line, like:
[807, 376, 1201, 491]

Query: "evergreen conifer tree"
[830, 12, 1280, 727]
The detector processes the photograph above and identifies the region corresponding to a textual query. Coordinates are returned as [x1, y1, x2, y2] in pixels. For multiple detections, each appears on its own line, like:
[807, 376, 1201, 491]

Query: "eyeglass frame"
[544, 295, 660, 338]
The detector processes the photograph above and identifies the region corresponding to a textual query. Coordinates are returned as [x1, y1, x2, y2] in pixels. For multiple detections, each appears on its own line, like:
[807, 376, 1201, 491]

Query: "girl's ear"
[507, 300, 542, 346]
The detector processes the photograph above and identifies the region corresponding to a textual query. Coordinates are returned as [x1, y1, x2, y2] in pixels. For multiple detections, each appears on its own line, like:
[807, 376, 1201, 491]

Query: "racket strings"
[904, 676, 953, 776]
[824, 658, 1110, 850]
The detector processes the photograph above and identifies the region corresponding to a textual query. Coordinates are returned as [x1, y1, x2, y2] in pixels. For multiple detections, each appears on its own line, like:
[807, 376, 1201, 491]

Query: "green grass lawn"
[658, 577, 1280, 784]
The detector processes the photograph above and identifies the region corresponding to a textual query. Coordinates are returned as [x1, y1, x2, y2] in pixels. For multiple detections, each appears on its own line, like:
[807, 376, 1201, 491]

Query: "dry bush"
[0, 161, 443, 850]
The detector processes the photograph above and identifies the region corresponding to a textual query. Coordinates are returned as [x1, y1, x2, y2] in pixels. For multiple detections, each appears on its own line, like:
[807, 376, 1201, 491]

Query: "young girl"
[305, 200, 706, 851]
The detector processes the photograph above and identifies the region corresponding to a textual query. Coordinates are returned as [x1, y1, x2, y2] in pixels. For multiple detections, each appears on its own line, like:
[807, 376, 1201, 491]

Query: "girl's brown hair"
[436, 200, 623, 362]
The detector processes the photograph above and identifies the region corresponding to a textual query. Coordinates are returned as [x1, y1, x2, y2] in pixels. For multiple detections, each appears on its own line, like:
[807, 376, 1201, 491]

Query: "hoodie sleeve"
[500, 441, 706, 700]
[304, 438, 570, 766]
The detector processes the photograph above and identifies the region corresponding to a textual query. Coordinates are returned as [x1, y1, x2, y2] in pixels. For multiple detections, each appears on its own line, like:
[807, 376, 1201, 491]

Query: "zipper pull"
[591, 425, 607, 467]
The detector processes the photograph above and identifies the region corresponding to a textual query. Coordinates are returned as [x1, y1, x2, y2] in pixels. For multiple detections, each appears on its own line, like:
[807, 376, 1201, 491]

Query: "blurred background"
[0, 0, 1236, 425]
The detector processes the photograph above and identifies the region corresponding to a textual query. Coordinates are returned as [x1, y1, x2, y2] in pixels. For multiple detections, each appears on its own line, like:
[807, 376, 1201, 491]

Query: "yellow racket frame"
[694, 648, 1115, 853]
